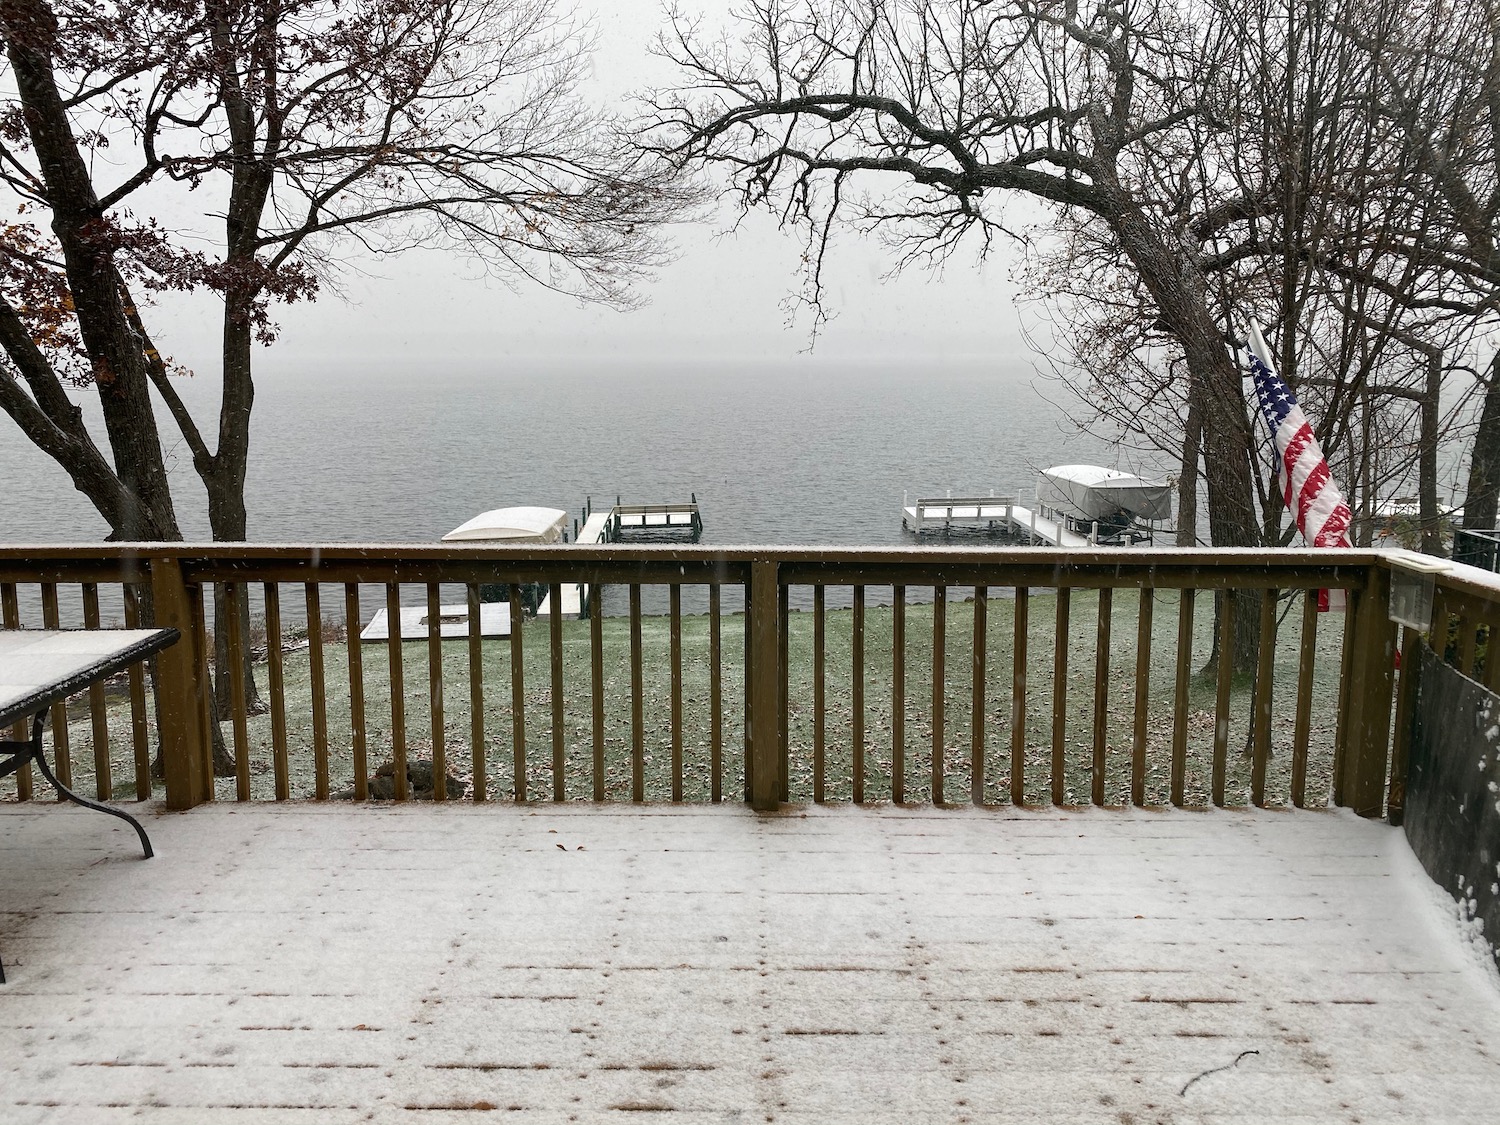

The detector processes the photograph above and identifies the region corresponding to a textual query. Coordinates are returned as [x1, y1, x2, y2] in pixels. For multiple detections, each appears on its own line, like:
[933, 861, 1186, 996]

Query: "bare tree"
[646, 0, 1277, 664]
[1, 0, 683, 764]
[639, 0, 1284, 669]
[1015, 0, 1481, 559]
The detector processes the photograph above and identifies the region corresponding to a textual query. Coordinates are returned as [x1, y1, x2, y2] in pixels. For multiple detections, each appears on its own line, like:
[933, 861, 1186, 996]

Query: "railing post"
[749, 558, 781, 811]
[1341, 565, 1398, 818]
[150, 554, 208, 810]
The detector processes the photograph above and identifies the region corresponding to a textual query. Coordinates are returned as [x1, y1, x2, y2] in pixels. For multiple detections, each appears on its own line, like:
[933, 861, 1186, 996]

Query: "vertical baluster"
[346, 584, 368, 800]
[426, 584, 446, 802]
[629, 584, 644, 802]
[671, 584, 684, 802]
[40, 584, 71, 794]
[1172, 590, 1195, 807]
[1428, 589, 1450, 662]
[590, 583, 605, 801]
[852, 585, 866, 804]
[892, 585, 905, 804]
[1131, 588, 1153, 807]
[743, 580, 753, 802]
[1212, 592, 1235, 807]
[971, 585, 987, 806]
[813, 584, 825, 804]
[1291, 590, 1318, 808]
[1484, 616, 1500, 694]
[1389, 625, 1420, 823]
[265, 583, 290, 801]
[80, 583, 112, 800]
[385, 583, 407, 802]
[468, 583, 486, 802]
[711, 584, 723, 803]
[1051, 587, 1071, 806]
[1332, 595, 1358, 807]
[1251, 589, 1277, 807]
[1011, 587, 1028, 806]
[1457, 614, 1479, 677]
[551, 583, 565, 802]
[305, 584, 329, 801]
[932, 584, 947, 805]
[122, 584, 150, 800]
[193, 585, 214, 798]
[225, 582, 251, 801]
[777, 583, 789, 803]
[1092, 587, 1112, 807]
[511, 586, 526, 803]
[3, 583, 32, 799]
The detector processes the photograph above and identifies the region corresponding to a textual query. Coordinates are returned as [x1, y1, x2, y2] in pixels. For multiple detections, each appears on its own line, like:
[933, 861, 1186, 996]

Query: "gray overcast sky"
[143, 0, 1040, 381]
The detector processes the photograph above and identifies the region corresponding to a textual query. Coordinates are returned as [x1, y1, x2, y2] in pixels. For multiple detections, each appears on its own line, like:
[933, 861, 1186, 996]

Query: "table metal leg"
[3, 710, 153, 859]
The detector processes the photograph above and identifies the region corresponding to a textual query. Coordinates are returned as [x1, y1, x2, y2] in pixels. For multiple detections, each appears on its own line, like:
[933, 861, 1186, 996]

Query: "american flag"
[1246, 320, 1351, 608]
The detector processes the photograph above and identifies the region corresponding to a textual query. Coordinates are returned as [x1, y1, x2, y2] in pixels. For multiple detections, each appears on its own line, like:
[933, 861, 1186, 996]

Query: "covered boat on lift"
[1036, 465, 1172, 541]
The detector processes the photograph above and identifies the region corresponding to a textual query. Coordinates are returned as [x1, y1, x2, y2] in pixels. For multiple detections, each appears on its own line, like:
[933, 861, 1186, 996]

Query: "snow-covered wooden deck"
[2, 804, 1497, 1123]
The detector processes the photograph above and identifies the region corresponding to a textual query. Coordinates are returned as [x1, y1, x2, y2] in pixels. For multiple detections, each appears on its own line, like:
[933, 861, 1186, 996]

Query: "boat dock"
[572, 495, 703, 543]
[901, 494, 1091, 547]
[552, 497, 704, 618]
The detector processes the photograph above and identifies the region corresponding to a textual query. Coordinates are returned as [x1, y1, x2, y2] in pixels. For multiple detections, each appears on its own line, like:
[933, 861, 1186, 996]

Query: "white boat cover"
[1036, 465, 1172, 522]
[441, 506, 567, 543]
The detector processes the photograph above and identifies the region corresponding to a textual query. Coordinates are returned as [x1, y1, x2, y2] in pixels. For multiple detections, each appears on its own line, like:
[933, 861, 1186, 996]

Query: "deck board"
[2, 804, 1497, 1122]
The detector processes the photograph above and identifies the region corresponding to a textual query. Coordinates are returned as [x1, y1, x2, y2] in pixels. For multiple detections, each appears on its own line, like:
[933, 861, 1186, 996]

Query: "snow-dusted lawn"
[2, 804, 1497, 1123]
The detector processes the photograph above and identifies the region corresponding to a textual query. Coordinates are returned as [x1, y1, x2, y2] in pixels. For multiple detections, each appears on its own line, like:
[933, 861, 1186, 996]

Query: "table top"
[0, 629, 180, 729]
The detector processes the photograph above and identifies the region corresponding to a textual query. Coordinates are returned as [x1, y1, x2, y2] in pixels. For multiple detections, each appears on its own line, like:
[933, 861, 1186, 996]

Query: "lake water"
[2, 359, 1154, 545]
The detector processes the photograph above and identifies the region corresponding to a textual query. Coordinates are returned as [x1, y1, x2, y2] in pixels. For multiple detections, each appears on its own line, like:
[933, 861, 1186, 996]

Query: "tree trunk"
[1459, 352, 1500, 566]
[3, 5, 179, 541]
[1110, 209, 1261, 673]
[1418, 347, 1442, 555]
[1177, 378, 1204, 547]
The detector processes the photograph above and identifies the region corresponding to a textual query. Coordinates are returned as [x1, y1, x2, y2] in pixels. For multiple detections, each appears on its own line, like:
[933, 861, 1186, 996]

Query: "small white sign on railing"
[1386, 552, 1449, 632]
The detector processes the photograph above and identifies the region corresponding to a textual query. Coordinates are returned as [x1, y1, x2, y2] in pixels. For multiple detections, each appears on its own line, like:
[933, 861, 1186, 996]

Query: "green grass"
[6, 588, 1346, 807]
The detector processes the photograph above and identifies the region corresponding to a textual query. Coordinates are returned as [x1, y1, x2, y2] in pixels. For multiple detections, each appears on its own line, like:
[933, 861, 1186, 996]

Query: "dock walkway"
[902, 494, 1089, 547]
[548, 498, 703, 618]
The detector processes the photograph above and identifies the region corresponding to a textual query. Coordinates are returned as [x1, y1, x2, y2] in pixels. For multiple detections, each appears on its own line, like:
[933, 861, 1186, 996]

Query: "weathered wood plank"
[81, 583, 112, 801]
[222, 583, 251, 801]
[1092, 587, 1111, 807]
[426, 584, 446, 802]
[551, 583, 565, 803]
[468, 583, 486, 802]
[305, 584, 329, 801]
[971, 585, 987, 806]
[1131, 588, 1153, 807]
[932, 584, 946, 806]
[345, 585, 368, 801]
[853, 585, 865, 805]
[511, 586, 526, 802]
[813, 584, 825, 804]
[1051, 586, 1070, 806]
[385, 583, 407, 802]
[1171, 590, 1195, 808]
[1291, 591, 1317, 809]
[265, 583, 290, 801]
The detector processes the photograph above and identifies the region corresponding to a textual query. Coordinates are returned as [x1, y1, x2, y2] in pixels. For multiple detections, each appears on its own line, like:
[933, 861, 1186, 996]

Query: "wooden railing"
[0, 544, 1431, 818]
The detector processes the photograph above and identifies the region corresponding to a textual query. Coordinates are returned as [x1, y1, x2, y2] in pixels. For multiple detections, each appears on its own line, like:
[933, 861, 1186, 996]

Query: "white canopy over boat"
[1036, 465, 1172, 522]
[441, 506, 567, 544]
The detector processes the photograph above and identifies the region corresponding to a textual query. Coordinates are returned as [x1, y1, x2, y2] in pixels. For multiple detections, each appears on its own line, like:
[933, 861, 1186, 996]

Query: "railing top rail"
[912, 495, 1019, 506]
[0, 543, 1387, 564]
[0, 543, 1385, 591]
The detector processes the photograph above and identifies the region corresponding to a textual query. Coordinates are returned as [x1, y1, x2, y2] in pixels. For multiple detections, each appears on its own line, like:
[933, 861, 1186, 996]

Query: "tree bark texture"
[1460, 353, 1500, 564]
[3, 3, 180, 541]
